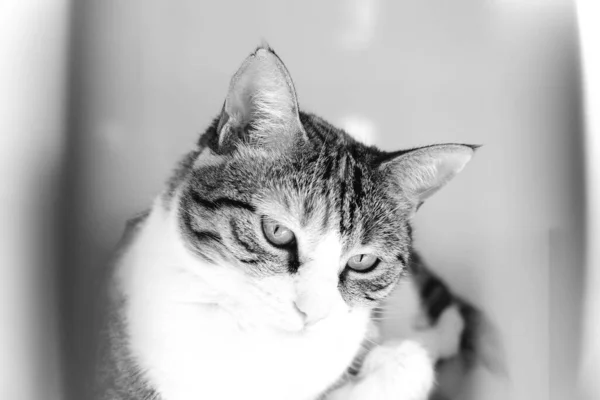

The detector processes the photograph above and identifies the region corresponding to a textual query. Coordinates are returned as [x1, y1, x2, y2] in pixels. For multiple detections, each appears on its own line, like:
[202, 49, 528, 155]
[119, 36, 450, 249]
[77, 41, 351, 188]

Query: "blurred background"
[1, 0, 598, 399]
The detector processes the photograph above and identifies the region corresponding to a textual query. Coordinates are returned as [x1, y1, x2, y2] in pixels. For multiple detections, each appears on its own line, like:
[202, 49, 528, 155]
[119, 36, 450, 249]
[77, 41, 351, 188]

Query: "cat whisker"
[362, 337, 380, 347]
[368, 317, 401, 321]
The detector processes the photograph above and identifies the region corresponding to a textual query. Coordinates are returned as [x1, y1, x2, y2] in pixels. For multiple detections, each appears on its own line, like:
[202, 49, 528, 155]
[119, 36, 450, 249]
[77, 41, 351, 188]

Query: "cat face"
[174, 47, 475, 328]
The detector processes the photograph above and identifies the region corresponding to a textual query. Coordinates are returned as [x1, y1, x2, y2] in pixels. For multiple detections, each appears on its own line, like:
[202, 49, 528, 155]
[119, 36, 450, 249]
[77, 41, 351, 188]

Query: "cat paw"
[412, 304, 465, 361]
[360, 341, 433, 376]
[431, 305, 465, 360]
[355, 341, 435, 400]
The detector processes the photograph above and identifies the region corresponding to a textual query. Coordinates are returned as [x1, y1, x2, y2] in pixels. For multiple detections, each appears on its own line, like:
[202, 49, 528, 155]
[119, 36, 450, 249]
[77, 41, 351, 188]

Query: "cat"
[94, 45, 481, 400]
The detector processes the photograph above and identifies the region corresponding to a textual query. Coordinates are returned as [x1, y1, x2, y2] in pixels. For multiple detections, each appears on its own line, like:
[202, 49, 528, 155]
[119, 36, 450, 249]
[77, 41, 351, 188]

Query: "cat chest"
[130, 307, 366, 400]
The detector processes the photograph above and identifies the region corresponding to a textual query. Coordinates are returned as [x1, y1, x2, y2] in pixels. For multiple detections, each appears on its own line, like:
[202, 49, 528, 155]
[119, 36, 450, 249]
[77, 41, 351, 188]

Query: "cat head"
[174, 46, 476, 329]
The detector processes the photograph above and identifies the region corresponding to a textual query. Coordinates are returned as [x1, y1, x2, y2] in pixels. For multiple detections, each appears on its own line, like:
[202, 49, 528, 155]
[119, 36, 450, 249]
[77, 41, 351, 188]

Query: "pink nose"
[293, 296, 332, 326]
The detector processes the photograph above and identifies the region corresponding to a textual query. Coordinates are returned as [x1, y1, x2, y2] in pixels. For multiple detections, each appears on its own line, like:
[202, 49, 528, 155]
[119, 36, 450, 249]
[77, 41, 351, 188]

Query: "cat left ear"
[216, 46, 306, 153]
[378, 144, 477, 207]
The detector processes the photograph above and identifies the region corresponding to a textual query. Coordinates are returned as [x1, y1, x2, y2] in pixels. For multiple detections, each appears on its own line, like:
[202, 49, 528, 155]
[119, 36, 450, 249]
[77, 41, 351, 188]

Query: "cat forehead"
[189, 112, 410, 244]
[236, 119, 378, 174]
[227, 157, 406, 245]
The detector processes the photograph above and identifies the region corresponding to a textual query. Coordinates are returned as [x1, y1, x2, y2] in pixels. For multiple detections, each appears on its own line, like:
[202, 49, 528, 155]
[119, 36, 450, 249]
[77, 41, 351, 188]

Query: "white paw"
[435, 305, 465, 359]
[421, 304, 465, 360]
[360, 341, 432, 375]
[350, 341, 435, 400]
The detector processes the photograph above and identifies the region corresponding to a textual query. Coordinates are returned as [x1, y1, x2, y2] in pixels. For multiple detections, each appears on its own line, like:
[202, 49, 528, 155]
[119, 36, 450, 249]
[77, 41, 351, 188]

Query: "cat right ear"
[216, 46, 307, 154]
[378, 144, 477, 209]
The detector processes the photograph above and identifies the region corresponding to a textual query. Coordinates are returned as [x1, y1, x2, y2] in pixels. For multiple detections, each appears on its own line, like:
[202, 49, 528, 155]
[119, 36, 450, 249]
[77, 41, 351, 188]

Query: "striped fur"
[175, 110, 417, 306]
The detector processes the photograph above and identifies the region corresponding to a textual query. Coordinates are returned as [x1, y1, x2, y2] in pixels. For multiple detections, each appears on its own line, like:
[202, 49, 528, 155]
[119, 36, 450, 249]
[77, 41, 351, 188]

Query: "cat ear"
[216, 46, 306, 153]
[379, 144, 477, 207]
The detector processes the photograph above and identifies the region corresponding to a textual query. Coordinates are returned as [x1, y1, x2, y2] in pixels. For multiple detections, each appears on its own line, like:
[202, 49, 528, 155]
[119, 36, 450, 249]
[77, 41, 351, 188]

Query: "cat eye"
[262, 218, 296, 247]
[347, 254, 379, 272]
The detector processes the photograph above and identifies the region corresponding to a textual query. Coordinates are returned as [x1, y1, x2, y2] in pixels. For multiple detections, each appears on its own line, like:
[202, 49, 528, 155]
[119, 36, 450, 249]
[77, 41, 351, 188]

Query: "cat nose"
[293, 302, 308, 320]
[294, 301, 326, 326]
[294, 293, 333, 326]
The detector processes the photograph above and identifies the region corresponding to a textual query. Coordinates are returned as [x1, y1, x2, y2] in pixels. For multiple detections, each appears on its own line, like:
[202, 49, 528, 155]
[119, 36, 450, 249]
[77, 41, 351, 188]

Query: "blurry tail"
[409, 251, 507, 375]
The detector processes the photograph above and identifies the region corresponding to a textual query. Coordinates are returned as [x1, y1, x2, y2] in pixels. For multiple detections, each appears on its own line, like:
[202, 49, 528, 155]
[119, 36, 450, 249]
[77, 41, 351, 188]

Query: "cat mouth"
[271, 305, 332, 334]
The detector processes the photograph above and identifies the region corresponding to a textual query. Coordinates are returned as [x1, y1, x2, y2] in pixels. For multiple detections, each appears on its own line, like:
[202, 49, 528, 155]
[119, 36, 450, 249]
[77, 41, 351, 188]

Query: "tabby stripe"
[321, 152, 337, 181]
[338, 178, 348, 235]
[191, 192, 255, 212]
[312, 124, 327, 143]
[396, 252, 408, 266]
[345, 160, 357, 234]
[239, 258, 260, 265]
[351, 164, 363, 217]
[421, 277, 453, 322]
[321, 195, 331, 231]
[301, 114, 326, 143]
[180, 209, 222, 244]
[287, 248, 301, 274]
[229, 219, 268, 257]
[368, 280, 396, 298]
[364, 278, 400, 301]
[339, 269, 349, 285]
[192, 230, 223, 244]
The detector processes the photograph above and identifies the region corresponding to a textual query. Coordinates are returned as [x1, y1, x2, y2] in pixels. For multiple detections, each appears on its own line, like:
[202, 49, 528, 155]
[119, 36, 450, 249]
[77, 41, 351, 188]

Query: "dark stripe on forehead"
[191, 192, 256, 213]
[321, 153, 336, 181]
[339, 152, 361, 237]
[321, 194, 331, 231]
[338, 178, 348, 235]
[346, 164, 359, 234]
[352, 164, 363, 212]
[191, 230, 222, 245]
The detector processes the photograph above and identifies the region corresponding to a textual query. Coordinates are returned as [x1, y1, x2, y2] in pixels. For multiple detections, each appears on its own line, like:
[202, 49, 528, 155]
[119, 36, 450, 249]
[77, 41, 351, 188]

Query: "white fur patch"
[379, 277, 465, 361]
[328, 341, 435, 400]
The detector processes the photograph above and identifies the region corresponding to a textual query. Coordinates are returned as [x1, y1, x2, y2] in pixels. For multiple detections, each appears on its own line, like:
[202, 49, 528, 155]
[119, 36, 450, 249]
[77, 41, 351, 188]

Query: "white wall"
[0, 1, 69, 399]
